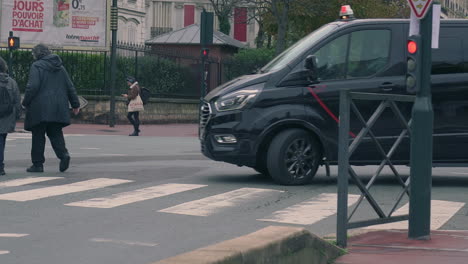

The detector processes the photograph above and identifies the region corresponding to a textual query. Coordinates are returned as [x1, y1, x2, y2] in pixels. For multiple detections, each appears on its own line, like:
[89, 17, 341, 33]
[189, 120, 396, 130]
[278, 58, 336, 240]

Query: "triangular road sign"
[407, 0, 433, 19]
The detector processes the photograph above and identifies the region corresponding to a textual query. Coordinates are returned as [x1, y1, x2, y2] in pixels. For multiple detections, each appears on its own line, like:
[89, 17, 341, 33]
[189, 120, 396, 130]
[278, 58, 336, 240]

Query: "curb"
[151, 226, 344, 264]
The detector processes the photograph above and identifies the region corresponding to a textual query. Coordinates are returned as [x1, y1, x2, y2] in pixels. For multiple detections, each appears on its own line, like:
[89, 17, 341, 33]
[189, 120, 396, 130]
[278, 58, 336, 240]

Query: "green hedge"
[224, 48, 276, 80]
[116, 55, 196, 97]
[0, 49, 194, 97]
[1, 47, 276, 98]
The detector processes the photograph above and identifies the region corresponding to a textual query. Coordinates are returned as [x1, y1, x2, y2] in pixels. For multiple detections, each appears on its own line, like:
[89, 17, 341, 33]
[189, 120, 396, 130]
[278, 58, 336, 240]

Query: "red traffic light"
[201, 48, 209, 58]
[407, 40, 417, 54]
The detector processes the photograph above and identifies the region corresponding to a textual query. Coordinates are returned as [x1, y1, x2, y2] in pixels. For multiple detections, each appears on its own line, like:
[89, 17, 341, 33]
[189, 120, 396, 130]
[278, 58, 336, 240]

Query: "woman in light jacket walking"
[0, 56, 21, 176]
[122, 76, 143, 136]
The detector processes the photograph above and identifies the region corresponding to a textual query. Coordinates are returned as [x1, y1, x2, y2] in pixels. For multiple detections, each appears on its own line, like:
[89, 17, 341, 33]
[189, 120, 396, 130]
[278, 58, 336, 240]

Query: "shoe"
[0, 169, 5, 176]
[129, 131, 139, 136]
[60, 156, 70, 172]
[26, 165, 44, 173]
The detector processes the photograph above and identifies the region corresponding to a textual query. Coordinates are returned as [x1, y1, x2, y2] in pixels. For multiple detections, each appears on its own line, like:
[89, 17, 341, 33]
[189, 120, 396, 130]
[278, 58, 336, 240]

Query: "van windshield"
[261, 24, 339, 73]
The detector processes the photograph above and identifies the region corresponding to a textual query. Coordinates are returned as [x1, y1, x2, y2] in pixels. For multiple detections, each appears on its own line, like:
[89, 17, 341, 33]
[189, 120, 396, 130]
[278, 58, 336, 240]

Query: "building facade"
[442, 0, 468, 18]
[117, 0, 258, 46]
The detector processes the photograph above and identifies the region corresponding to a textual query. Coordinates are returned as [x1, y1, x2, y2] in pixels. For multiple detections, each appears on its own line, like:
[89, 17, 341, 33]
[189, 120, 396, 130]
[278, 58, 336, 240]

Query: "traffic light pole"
[8, 31, 13, 78]
[109, 0, 118, 127]
[409, 4, 433, 240]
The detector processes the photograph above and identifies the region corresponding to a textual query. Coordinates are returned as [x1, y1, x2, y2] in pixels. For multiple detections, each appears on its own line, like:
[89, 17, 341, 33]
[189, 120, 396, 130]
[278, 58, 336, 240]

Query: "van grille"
[199, 102, 211, 139]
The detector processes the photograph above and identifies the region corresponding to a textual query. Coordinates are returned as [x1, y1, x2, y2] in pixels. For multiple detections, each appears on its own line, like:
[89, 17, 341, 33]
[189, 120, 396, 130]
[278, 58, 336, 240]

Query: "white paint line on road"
[0, 233, 29, 238]
[363, 200, 465, 230]
[0, 177, 63, 188]
[80, 147, 101, 150]
[258, 193, 360, 225]
[98, 154, 128, 157]
[90, 238, 158, 247]
[451, 172, 468, 175]
[0, 250, 9, 255]
[0, 178, 133, 202]
[159, 188, 284, 216]
[66, 183, 207, 208]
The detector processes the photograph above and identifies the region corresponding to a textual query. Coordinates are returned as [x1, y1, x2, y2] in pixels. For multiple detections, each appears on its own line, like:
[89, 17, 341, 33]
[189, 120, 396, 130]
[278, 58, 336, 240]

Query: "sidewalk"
[335, 229, 468, 264]
[15, 122, 199, 137]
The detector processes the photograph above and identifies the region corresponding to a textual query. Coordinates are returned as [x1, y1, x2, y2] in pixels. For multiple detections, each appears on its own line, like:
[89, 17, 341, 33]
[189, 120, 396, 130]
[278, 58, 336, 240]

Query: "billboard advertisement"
[0, 0, 110, 50]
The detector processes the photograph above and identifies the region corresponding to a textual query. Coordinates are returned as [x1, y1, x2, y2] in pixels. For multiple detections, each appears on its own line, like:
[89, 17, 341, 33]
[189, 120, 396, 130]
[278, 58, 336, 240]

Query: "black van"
[199, 13, 468, 185]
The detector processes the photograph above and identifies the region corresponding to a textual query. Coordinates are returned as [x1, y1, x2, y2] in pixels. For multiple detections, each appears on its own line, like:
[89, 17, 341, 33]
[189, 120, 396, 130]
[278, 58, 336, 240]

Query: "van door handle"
[379, 83, 396, 92]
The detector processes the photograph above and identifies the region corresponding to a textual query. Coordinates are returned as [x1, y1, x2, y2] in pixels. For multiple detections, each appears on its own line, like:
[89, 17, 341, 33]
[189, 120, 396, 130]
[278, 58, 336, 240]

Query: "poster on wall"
[0, 0, 110, 50]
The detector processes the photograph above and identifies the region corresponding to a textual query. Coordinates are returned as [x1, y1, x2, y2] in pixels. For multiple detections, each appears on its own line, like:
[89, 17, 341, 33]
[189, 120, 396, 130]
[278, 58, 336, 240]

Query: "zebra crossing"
[0, 177, 465, 228]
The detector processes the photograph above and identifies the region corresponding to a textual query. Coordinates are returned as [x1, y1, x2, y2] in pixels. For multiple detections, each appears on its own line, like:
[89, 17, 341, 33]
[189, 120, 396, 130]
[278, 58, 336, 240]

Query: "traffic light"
[200, 10, 214, 46]
[201, 48, 209, 59]
[406, 35, 421, 94]
[8, 36, 20, 50]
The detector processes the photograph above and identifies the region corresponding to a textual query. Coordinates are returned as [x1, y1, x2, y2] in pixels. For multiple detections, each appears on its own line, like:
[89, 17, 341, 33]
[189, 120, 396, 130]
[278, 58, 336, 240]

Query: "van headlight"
[214, 83, 264, 112]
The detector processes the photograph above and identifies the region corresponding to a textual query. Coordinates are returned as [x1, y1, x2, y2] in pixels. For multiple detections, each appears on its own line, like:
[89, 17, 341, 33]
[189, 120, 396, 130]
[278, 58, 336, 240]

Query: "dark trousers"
[31, 123, 69, 166]
[127, 111, 140, 132]
[0, 133, 6, 170]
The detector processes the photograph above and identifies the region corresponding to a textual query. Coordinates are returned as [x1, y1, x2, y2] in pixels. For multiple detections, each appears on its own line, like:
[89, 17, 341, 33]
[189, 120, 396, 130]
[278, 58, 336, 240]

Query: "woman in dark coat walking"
[0, 57, 21, 176]
[22, 44, 80, 173]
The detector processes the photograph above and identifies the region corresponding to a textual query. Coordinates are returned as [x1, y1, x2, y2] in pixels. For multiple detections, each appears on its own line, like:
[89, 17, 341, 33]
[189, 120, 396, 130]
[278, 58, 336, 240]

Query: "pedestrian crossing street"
[0, 176, 465, 229]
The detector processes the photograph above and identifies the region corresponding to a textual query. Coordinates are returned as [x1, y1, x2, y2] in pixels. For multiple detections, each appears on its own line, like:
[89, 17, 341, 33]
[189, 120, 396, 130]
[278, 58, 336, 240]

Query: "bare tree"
[209, 0, 243, 35]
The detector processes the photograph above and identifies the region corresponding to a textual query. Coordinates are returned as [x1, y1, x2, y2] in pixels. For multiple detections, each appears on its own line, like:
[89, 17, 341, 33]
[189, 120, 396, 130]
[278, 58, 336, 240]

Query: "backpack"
[140, 87, 151, 105]
[0, 83, 13, 118]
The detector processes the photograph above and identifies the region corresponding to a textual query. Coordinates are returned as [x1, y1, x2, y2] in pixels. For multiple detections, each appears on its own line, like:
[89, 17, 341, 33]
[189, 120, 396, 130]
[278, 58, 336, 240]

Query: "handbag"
[128, 95, 144, 112]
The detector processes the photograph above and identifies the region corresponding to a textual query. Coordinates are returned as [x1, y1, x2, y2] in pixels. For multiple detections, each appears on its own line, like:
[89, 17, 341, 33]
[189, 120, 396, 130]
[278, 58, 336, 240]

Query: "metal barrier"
[336, 90, 415, 247]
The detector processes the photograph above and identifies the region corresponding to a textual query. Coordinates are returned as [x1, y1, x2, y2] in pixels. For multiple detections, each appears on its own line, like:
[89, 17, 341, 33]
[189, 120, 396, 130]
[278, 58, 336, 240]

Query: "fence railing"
[337, 90, 415, 247]
[0, 42, 243, 99]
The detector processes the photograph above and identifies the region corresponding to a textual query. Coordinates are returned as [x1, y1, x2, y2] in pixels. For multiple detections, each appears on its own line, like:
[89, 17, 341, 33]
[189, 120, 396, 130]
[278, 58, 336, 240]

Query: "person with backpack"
[122, 76, 144, 136]
[0, 56, 21, 176]
[22, 44, 80, 173]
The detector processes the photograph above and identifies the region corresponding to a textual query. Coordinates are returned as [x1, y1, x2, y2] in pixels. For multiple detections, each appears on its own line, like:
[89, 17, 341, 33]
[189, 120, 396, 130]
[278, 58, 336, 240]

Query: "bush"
[224, 48, 275, 80]
[116, 55, 195, 97]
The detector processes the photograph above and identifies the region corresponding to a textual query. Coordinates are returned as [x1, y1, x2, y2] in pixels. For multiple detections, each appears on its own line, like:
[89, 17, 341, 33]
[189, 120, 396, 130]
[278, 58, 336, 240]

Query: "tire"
[267, 129, 321, 185]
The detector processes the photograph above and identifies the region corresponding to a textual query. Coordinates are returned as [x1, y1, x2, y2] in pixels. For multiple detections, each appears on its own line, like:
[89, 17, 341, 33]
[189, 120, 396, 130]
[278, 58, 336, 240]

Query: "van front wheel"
[267, 129, 321, 185]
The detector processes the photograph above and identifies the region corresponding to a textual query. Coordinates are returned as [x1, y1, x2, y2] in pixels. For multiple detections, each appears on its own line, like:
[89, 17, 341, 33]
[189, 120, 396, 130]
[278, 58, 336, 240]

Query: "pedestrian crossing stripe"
[363, 200, 465, 230]
[0, 234, 28, 256]
[0, 179, 465, 230]
[159, 188, 284, 216]
[0, 234, 29, 238]
[258, 193, 360, 225]
[0, 178, 132, 202]
[0, 177, 63, 188]
[65, 183, 207, 208]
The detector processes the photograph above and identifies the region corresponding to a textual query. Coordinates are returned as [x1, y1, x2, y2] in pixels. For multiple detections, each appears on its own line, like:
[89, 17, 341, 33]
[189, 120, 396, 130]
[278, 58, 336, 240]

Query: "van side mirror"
[305, 55, 318, 82]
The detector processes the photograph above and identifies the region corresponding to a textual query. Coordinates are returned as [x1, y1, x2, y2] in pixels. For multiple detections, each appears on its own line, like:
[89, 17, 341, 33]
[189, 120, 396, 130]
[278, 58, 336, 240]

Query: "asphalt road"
[1, 133, 468, 264]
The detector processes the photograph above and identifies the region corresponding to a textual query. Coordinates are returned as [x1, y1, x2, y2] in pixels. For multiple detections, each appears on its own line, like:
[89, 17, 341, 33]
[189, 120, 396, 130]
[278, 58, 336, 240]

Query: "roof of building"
[145, 24, 246, 48]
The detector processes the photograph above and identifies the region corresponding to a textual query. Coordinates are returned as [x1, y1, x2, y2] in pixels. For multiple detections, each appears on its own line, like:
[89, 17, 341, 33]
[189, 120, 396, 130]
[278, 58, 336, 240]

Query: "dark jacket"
[22, 54, 80, 131]
[0, 73, 21, 134]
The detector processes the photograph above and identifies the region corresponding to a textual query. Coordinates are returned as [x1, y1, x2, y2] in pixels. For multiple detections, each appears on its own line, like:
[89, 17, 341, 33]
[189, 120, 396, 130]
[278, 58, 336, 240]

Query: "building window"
[234, 7, 247, 42]
[184, 5, 195, 27]
[128, 24, 137, 41]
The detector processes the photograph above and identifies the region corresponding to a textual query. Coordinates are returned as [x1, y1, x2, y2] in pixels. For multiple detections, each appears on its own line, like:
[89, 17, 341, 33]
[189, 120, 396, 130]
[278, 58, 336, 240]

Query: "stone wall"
[74, 96, 199, 124]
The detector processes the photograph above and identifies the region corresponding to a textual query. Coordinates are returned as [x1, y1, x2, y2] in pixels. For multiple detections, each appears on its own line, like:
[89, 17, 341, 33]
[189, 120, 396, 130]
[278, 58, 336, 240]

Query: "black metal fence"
[0, 42, 239, 99]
